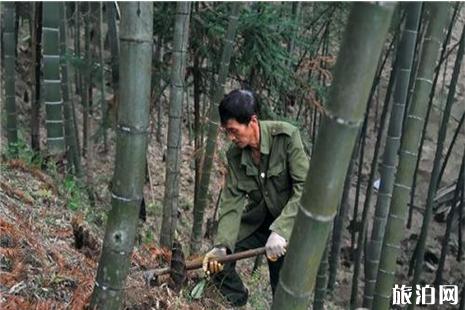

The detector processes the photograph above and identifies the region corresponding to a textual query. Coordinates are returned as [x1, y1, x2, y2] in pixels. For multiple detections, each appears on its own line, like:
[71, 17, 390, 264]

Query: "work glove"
[265, 232, 287, 261]
[202, 247, 227, 276]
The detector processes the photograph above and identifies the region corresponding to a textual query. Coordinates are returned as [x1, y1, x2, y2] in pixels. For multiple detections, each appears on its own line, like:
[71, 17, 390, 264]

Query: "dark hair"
[218, 89, 259, 125]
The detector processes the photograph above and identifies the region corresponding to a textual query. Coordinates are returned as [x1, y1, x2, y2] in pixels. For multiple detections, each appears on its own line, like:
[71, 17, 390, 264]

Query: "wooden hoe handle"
[150, 246, 266, 277]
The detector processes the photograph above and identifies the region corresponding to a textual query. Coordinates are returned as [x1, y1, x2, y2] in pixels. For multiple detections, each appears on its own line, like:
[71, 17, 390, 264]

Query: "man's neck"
[249, 121, 260, 152]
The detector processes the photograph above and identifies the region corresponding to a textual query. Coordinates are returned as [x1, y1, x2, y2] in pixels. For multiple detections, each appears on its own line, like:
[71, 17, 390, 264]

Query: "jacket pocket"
[237, 179, 262, 205]
[268, 161, 290, 192]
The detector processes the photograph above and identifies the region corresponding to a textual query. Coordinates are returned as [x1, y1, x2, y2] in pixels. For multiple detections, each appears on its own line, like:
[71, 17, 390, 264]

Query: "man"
[202, 89, 309, 307]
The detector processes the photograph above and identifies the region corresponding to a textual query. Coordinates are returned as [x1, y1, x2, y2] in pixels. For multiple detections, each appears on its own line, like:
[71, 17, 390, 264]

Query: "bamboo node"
[325, 110, 362, 128]
[299, 203, 336, 222]
[116, 124, 149, 135]
[378, 268, 395, 276]
[385, 242, 401, 250]
[47, 137, 65, 141]
[43, 79, 61, 84]
[416, 77, 433, 85]
[374, 292, 392, 300]
[399, 150, 417, 157]
[111, 191, 142, 202]
[42, 27, 59, 32]
[388, 213, 404, 221]
[45, 100, 64, 106]
[407, 114, 423, 121]
[393, 182, 411, 191]
[377, 192, 393, 198]
[278, 278, 313, 299]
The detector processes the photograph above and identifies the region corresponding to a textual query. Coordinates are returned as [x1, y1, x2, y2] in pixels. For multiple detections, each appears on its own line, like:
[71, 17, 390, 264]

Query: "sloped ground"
[0, 158, 233, 309]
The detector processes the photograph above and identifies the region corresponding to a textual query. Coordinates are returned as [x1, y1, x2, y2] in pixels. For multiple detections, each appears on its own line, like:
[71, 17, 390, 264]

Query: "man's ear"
[250, 114, 258, 124]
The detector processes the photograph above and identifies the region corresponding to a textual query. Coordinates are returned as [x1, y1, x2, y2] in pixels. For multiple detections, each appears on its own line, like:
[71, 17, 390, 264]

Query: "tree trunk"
[90, 3, 153, 308]
[160, 1, 192, 249]
[190, 3, 241, 254]
[3, 2, 18, 153]
[410, 14, 462, 305]
[271, 4, 394, 310]
[361, 4, 421, 308]
[42, 2, 65, 155]
[372, 4, 450, 309]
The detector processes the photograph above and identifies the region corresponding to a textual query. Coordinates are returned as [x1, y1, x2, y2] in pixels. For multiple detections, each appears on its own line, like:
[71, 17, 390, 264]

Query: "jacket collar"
[240, 121, 271, 175]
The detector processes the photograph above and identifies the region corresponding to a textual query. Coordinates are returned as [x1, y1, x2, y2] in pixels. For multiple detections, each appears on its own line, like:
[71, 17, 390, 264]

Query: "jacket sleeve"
[269, 129, 309, 240]
[214, 161, 246, 252]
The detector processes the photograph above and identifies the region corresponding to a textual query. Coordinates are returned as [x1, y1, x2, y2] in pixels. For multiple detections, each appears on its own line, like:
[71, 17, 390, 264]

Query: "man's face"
[221, 118, 255, 148]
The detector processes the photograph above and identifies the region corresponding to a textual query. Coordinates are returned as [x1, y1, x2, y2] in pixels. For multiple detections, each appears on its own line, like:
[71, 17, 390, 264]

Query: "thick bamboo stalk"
[349, 33, 397, 252]
[99, 2, 107, 152]
[327, 143, 358, 292]
[106, 1, 119, 113]
[31, 2, 42, 152]
[438, 109, 465, 186]
[372, 4, 450, 309]
[4, 2, 18, 151]
[60, 3, 82, 177]
[434, 150, 464, 286]
[82, 3, 90, 158]
[409, 15, 463, 307]
[74, 3, 81, 97]
[90, 3, 153, 309]
[361, 4, 422, 308]
[190, 3, 241, 254]
[313, 237, 330, 310]
[407, 2, 460, 228]
[271, 4, 394, 310]
[160, 1, 192, 248]
[351, 11, 402, 306]
[42, 2, 65, 155]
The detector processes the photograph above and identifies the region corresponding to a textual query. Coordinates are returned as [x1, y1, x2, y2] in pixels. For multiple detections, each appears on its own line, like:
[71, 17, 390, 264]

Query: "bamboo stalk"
[190, 3, 241, 254]
[409, 16, 463, 307]
[407, 2, 460, 228]
[31, 2, 42, 152]
[160, 1, 192, 248]
[60, 3, 82, 176]
[271, 4, 394, 309]
[372, 4, 451, 309]
[361, 4, 422, 308]
[99, 2, 107, 152]
[42, 2, 65, 155]
[434, 150, 464, 286]
[90, 3, 153, 308]
[4, 2, 18, 152]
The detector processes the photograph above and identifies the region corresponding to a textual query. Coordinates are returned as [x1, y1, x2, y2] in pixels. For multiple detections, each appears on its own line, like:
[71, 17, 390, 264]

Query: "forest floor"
[1, 10, 465, 310]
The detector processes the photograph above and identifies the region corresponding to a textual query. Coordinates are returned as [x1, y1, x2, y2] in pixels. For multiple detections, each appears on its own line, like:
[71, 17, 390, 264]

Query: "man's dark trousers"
[212, 216, 284, 307]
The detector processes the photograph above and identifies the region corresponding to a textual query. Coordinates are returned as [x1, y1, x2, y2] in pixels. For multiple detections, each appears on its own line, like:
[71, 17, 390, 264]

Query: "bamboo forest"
[1, 2, 465, 309]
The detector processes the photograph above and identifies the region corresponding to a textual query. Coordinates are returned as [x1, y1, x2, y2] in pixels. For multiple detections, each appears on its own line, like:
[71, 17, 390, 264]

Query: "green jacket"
[215, 120, 310, 251]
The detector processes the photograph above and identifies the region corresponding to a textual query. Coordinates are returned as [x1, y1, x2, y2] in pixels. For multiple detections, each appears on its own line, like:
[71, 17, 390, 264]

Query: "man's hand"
[265, 232, 287, 261]
[202, 247, 227, 276]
